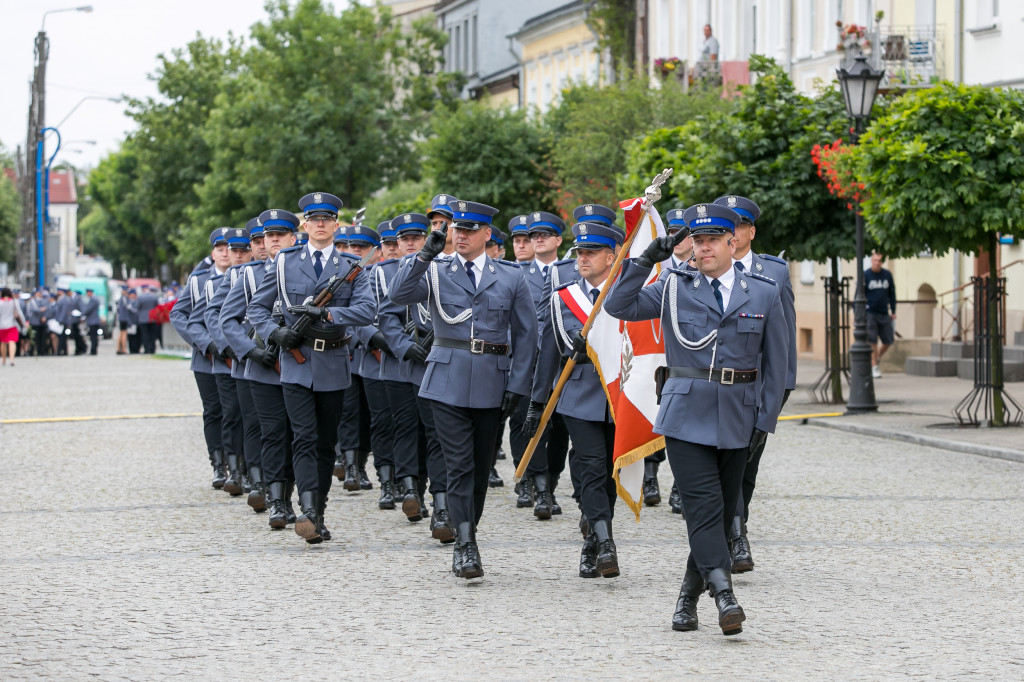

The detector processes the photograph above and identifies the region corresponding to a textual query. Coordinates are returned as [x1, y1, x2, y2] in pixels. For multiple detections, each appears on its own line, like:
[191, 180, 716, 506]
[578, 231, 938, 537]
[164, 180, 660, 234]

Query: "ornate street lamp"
[836, 56, 884, 413]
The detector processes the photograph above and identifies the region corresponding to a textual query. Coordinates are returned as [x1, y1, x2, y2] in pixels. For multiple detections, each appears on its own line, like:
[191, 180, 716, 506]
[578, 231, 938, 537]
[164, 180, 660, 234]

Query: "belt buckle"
[313, 338, 326, 352]
[720, 367, 735, 385]
[470, 338, 485, 354]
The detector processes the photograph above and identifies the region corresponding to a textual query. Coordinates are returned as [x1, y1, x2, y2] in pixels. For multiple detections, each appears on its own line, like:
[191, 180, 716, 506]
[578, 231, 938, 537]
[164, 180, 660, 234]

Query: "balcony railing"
[855, 25, 946, 90]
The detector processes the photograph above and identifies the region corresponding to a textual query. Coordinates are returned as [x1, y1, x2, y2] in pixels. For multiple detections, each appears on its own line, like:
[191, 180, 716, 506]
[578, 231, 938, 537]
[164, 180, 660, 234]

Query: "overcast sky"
[1, 0, 272, 172]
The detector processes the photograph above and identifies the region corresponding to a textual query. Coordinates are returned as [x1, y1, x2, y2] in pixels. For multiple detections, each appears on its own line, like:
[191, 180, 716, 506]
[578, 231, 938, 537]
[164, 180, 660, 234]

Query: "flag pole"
[513, 168, 673, 484]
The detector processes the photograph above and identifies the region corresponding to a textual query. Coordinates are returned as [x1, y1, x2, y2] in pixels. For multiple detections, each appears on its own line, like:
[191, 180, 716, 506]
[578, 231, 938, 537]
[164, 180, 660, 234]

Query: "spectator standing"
[700, 24, 719, 62]
[0, 287, 28, 366]
[865, 252, 897, 378]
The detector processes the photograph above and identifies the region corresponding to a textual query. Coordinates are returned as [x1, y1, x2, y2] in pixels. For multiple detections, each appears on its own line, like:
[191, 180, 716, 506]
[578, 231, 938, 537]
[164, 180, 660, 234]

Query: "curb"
[809, 419, 1024, 465]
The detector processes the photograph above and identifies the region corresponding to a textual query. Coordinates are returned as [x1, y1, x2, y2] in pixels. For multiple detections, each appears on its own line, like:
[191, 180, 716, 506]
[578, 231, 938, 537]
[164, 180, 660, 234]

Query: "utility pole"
[17, 30, 48, 290]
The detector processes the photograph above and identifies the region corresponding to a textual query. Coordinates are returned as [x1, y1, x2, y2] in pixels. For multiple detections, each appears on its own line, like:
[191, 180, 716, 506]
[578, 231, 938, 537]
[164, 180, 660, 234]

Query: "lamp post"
[837, 56, 884, 413]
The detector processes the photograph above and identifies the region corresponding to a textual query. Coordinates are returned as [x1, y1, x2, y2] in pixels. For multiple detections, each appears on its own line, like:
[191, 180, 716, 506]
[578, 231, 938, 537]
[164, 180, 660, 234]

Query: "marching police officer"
[713, 195, 796, 573]
[247, 193, 375, 544]
[169, 228, 231, 488]
[605, 202, 787, 635]
[389, 200, 538, 579]
[81, 288, 102, 355]
[525, 220, 626, 578]
[136, 285, 160, 354]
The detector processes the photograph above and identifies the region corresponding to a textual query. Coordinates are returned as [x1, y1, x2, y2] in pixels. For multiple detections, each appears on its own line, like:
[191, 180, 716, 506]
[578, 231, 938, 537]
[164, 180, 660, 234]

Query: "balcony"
[861, 25, 946, 90]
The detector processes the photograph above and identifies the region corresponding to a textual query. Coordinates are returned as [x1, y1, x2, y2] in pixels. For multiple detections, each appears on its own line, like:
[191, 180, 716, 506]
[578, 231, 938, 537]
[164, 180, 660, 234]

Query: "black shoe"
[358, 467, 372, 490]
[592, 520, 619, 578]
[377, 465, 396, 509]
[210, 450, 227, 489]
[284, 481, 297, 524]
[241, 472, 252, 495]
[222, 454, 243, 496]
[294, 491, 322, 544]
[317, 495, 331, 542]
[669, 482, 683, 515]
[532, 475, 552, 520]
[579, 532, 600, 578]
[496, 445, 506, 460]
[643, 460, 661, 506]
[247, 466, 267, 513]
[488, 466, 504, 488]
[430, 492, 455, 543]
[454, 522, 483, 579]
[707, 568, 745, 635]
[579, 513, 590, 539]
[729, 516, 754, 573]
[671, 570, 703, 631]
[342, 449, 360, 492]
[267, 481, 287, 529]
[550, 477, 562, 515]
[516, 478, 533, 508]
[400, 476, 423, 522]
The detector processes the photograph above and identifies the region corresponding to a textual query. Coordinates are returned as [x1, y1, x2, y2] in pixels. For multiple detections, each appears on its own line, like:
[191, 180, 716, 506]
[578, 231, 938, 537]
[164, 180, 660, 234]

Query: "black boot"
[488, 466, 504, 488]
[400, 476, 422, 522]
[247, 466, 267, 513]
[284, 481, 297, 524]
[669, 482, 683, 515]
[706, 568, 745, 635]
[377, 465, 396, 510]
[579, 512, 590, 539]
[267, 481, 287, 529]
[550, 476, 562, 515]
[729, 516, 754, 573]
[418, 479, 430, 519]
[317, 495, 331, 541]
[333, 444, 345, 481]
[210, 450, 227, 489]
[342, 449, 360, 492]
[453, 522, 483, 579]
[532, 474, 552, 520]
[496, 445, 506, 460]
[294, 490, 322, 544]
[222, 454, 243, 496]
[671, 570, 704, 631]
[241, 464, 252, 494]
[579, 531, 599, 578]
[592, 520, 619, 578]
[516, 477, 534, 508]
[643, 460, 661, 506]
[430, 492, 455, 543]
[358, 459, 372, 490]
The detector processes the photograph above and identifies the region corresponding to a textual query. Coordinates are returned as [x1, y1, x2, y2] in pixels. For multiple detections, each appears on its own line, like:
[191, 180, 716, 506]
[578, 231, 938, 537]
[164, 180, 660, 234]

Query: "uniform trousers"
[282, 384, 344, 496]
[249, 381, 293, 484]
[32, 325, 48, 356]
[383, 380, 421, 480]
[665, 438, 746, 579]
[736, 437, 767, 521]
[88, 325, 100, 355]
[359, 376, 396, 471]
[235, 379, 263, 473]
[561, 415, 616, 523]
[70, 324, 86, 354]
[139, 322, 157, 354]
[507, 398, 547, 476]
[127, 330, 141, 354]
[429, 400, 501, 528]
[417, 395, 447, 494]
[215, 374, 244, 464]
[193, 371, 223, 454]
[337, 376, 371, 456]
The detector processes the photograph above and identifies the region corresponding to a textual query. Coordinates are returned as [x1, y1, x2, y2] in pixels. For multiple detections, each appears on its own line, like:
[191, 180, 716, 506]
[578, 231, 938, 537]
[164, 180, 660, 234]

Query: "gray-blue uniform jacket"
[117, 296, 137, 326]
[62, 293, 82, 327]
[169, 269, 218, 374]
[135, 291, 158, 325]
[377, 254, 432, 386]
[361, 258, 407, 382]
[207, 262, 255, 380]
[532, 280, 613, 423]
[605, 260, 788, 450]
[220, 258, 281, 387]
[539, 258, 580, 306]
[348, 261, 385, 380]
[388, 252, 539, 409]
[246, 245, 375, 392]
[27, 297, 47, 326]
[81, 296, 101, 326]
[741, 252, 796, 391]
[191, 272, 231, 375]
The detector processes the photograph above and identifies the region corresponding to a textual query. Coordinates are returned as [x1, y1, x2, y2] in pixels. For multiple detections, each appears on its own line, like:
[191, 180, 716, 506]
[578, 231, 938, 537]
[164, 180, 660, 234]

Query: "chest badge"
[693, 278, 700, 289]
[450, 264, 458, 273]
[739, 279, 748, 290]
[301, 252, 307, 260]
[333, 256, 339, 265]
[488, 264, 495, 273]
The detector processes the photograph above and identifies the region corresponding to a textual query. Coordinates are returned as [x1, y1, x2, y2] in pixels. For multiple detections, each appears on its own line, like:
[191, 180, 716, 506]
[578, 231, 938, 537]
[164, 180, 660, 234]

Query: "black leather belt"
[433, 337, 509, 356]
[301, 335, 350, 352]
[665, 366, 757, 384]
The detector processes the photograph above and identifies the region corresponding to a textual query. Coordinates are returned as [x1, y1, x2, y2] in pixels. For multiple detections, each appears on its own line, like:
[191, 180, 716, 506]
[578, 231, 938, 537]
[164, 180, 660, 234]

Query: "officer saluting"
[605, 203, 788, 636]
[389, 200, 538, 579]
[247, 193, 376, 544]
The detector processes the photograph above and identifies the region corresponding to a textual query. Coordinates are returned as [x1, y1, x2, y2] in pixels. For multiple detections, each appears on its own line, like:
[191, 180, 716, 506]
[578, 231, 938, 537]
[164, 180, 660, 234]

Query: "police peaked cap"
[450, 200, 498, 229]
[209, 227, 231, 246]
[258, 209, 300, 233]
[572, 203, 617, 225]
[526, 211, 565, 236]
[713, 195, 761, 224]
[682, 203, 741, 235]
[427, 193, 456, 220]
[572, 221, 625, 250]
[298, 192, 343, 217]
[508, 215, 530, 234]
[245, 216, 264, 238]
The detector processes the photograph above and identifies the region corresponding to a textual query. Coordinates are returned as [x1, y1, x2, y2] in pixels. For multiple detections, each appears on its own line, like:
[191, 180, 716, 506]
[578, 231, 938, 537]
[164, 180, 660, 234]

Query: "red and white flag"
[583, 197, 668, 519]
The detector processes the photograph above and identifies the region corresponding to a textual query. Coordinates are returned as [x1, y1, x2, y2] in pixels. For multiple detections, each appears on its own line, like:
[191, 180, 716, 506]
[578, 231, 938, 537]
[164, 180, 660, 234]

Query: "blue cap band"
[583, 213, 613, 225]
[453, 211, 493, 224]
[575, 234, 617, 248]
[690, 216, 736, 230]
[529, 221, 561, 232]
[303, 203, 338, 214]
[264, 219, 297, 229]
[667, 218, 688, 227]
[348, 234, 380, 246]
[732, 207, 755, 220]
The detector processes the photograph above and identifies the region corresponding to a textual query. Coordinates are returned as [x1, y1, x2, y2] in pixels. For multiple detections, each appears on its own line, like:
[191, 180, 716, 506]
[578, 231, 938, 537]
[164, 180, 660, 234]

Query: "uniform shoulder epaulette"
[377, 258, 398, 266]
[494, 259, 519, 268]
[278, 246, 302, 254]
[228, 262, 249, 272]
[435, 253, 454, 262]
[192, 268, 210, 277]
[553, 280, 575, 291]
[667, 266, 698, 278]
[554, 258, 575, 266]
[339, 252, 360, 261]
[757, 252, 787, 265]
[743, 270, 778, 286]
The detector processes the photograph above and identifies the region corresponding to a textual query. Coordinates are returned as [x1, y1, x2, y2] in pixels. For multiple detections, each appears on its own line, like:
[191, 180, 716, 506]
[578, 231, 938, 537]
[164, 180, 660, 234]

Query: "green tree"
[421, 100, 549, 220]
[852, 83, 1024, 424]
[0, 156, 21, 267]
[585, 0, 636, 74]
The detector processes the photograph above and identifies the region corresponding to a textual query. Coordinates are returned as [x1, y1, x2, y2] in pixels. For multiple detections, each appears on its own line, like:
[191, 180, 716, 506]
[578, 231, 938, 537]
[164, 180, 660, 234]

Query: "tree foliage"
[0, 145, 21, 266]
[585, 0, 636, 74]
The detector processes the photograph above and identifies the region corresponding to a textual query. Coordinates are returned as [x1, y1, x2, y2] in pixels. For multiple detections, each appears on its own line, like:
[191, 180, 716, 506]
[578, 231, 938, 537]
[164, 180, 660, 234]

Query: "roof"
[48, 169, 78, 204]
[512, 0, 584, 38]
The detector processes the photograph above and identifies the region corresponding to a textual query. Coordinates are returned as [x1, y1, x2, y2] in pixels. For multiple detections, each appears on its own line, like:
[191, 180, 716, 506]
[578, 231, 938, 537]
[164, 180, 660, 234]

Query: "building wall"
[962, 0, 1024, 87]
[519, 19, 601, 114]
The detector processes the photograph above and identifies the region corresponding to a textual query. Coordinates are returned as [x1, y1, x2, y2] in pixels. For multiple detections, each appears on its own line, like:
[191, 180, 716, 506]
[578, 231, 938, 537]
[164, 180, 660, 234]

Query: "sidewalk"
[788, 359, 1024, 464]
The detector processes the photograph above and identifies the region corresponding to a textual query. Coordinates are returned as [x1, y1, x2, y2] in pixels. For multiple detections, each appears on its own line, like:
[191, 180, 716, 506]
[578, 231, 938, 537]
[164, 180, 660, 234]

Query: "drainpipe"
[785, 0, 793, 78]
[952, 0, 963, 340]
[953, 251, 961, 340]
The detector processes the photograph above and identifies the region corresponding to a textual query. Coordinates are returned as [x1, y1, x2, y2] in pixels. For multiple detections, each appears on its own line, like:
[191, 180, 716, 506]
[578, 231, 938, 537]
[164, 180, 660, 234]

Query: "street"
[2, 348, 1023, 679]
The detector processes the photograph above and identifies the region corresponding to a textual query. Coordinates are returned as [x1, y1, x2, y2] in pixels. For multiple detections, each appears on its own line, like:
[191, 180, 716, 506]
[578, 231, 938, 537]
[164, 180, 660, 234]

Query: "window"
[454, 25, 460, 70]
[976, 0, 998, 26]
[800, 260, 815, 285]
[463, 18, 470, 74]
[472, 14, 478, 74]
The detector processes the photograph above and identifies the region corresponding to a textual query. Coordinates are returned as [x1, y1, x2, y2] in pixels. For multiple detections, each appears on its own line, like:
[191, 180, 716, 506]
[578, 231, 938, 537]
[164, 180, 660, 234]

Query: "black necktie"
[466, 261, 476, 288]
[590, 287, 600, 304]
[313, 250, 323, 278]
[542, 265, 549, 281]
[735, 261, 745, 272]
[712, 278, 724, 313]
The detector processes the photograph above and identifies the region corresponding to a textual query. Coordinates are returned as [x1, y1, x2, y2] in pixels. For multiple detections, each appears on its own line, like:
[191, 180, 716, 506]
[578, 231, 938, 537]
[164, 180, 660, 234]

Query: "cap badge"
[579, 224, 588, 234]
[314, 192, 323, 204]
[256, 217, 262, 226]
[458, 201, 467, 212]
[519, 216, 526, 225]
[696, 205, 707, 218]
[235, 229, 243, 237]
[221, 228, 228, 236]
[585, 205, 593, 215]
[270, 210, 278, 220]
[727, 196, 737, 207]
[404, 214, 411, 223]
[354, 226, 361, 233]
[439, 194, 447, 204]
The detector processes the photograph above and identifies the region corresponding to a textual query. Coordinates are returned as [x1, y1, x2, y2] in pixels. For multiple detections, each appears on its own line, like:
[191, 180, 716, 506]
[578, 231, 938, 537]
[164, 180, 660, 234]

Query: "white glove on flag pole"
[585, 197, 668, 519]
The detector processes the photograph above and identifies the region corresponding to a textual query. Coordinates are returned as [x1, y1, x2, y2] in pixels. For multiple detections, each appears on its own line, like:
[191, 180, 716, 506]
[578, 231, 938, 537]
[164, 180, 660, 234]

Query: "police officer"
[65, 289, 86, 355]
[525, 220, 626, 579]
[247, 193, 375, 544]
[135, 285, 160, 354]
[169, 228, 231, 488]
[223, 209, 300, 529]
[486, 227, 507, 260]
[389, 200, 538, 579]
[605, 202, 788, 636]
[81, 288, 102, 355]
[26, 289, 50, 356]
[713, 195, 796, 573]
[380, 223, 401, 261]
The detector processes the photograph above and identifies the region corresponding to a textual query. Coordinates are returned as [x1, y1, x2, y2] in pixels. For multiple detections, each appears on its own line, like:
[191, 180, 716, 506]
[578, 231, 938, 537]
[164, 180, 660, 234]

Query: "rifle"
[286, 246, 377, 365]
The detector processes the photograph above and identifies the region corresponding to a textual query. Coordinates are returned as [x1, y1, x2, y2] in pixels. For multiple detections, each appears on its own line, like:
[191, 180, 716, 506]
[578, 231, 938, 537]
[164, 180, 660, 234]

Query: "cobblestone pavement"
[2, 348, 1023, 679]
